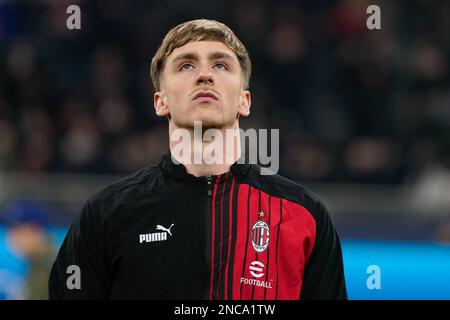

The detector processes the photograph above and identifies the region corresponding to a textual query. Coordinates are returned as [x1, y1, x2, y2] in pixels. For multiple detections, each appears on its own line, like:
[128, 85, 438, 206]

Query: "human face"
[8, 224, 46, 258]
[154, 41, 251, 130]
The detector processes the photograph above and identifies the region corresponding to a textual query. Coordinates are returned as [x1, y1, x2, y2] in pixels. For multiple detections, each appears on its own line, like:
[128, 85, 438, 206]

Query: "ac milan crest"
[251, 220, 270, 253]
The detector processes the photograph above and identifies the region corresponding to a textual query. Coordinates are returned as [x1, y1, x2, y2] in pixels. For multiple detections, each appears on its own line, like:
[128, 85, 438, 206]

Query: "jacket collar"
[158, 152, 251, 180]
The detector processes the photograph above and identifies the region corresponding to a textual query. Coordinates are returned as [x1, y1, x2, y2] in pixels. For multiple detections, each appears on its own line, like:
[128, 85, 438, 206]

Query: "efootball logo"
[249, 261, 265, 278]
[251, 221, 270, 253]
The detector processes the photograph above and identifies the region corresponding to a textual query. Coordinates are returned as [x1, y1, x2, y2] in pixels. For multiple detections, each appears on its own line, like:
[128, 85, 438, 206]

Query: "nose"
[196, 67, 213, 86]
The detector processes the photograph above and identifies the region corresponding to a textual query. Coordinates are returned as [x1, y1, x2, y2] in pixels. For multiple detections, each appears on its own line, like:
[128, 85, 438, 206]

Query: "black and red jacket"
[49, 153, 347, 299]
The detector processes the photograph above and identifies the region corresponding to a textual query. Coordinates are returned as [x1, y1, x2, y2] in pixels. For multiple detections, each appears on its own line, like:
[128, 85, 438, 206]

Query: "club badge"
[251, 220, 270, 253]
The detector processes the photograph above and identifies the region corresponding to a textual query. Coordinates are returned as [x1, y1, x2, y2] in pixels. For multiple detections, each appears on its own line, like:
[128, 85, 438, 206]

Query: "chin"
[175, 115, 231, 131]
[199, 119, 226, 130]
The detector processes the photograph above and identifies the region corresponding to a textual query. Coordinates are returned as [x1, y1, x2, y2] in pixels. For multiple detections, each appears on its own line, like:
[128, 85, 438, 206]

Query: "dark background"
[0, 0, 449, 299]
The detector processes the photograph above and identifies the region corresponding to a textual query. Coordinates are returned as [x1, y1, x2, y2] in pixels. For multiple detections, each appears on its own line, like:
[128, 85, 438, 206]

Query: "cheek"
[166, 85, 186, 106]
[163, 73, 191, 106]
[222, 86, 242, 110]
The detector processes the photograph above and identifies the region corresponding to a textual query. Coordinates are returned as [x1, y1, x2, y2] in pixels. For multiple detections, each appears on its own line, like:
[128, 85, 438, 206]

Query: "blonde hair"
[150, 19, 251, 91]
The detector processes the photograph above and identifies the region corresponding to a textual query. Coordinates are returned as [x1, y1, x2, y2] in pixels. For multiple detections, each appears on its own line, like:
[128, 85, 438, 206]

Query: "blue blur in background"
[342, 240, 450, 299]
[1, 227, 450, 299]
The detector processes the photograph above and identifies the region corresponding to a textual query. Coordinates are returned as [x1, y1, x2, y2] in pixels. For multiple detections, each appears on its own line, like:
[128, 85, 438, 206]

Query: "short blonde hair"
[150, 19, 251, 91]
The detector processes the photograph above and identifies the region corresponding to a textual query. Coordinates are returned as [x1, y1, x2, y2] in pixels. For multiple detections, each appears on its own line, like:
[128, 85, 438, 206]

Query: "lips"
[193, 91, 218, 100]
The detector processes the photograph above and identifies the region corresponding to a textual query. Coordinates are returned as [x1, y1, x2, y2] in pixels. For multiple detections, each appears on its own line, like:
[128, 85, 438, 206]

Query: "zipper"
[207, 175, 212, 196]
[205, 175, 213, 299]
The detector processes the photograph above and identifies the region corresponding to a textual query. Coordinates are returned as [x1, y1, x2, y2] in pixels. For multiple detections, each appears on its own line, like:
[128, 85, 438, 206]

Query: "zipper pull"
[206, 176, 212, 196]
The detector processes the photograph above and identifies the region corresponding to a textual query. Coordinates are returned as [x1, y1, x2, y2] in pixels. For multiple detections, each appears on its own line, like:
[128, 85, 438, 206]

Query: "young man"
[49, 19, 347, 299]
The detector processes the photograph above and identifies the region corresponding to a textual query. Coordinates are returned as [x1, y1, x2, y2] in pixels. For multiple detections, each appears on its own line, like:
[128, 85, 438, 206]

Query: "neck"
[168, 121, 241, 177]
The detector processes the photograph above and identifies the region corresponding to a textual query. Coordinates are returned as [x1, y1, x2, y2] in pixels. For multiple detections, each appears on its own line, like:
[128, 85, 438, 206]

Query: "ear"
[154, 91, 170, 117]
[237, 90, 251, 117]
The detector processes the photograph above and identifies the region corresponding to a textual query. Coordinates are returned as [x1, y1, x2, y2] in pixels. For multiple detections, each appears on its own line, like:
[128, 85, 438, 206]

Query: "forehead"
[167, 41, 239, 62]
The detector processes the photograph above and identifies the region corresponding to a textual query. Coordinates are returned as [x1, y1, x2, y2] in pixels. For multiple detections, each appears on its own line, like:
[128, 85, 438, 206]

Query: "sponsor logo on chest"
[139, 223, 174, 243]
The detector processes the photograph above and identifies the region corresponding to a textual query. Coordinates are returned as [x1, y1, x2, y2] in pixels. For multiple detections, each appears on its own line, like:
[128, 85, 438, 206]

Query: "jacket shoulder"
[243, 165, 328, 218]
[84, 165, 162, 218]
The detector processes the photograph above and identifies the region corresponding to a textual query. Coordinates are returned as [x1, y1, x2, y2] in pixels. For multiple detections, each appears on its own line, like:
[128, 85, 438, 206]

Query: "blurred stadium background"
[0, 0, 450, 299]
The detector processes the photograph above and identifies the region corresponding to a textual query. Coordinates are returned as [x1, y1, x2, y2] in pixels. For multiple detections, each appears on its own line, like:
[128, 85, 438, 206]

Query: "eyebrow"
[171, 51, 236, 64]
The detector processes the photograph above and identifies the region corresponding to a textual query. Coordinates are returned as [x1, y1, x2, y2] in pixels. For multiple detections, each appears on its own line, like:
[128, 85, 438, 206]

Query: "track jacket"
[49, 153, 347, 299]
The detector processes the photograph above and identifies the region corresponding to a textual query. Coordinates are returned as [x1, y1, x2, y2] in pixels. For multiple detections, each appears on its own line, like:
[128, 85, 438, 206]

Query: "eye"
[180, 62, 194, 71]
[214, 63, 228, 70]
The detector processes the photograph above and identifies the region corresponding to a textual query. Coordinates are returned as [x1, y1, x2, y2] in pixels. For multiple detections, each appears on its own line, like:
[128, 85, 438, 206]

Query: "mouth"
[193, 91, 218, 101]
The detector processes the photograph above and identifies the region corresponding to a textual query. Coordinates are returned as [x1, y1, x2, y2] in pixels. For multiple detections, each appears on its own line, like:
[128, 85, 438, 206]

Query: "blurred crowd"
[0, 0, 449, 185]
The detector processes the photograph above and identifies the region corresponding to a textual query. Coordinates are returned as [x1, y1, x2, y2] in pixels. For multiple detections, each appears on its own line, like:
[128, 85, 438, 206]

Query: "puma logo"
[156, 223, 174, 236]
[139, 223, 175, 244]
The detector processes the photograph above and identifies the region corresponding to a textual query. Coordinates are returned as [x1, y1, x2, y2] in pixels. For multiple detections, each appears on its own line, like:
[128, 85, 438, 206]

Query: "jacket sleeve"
[48, 198, 111, 299]
[300, 201, 347, 300]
